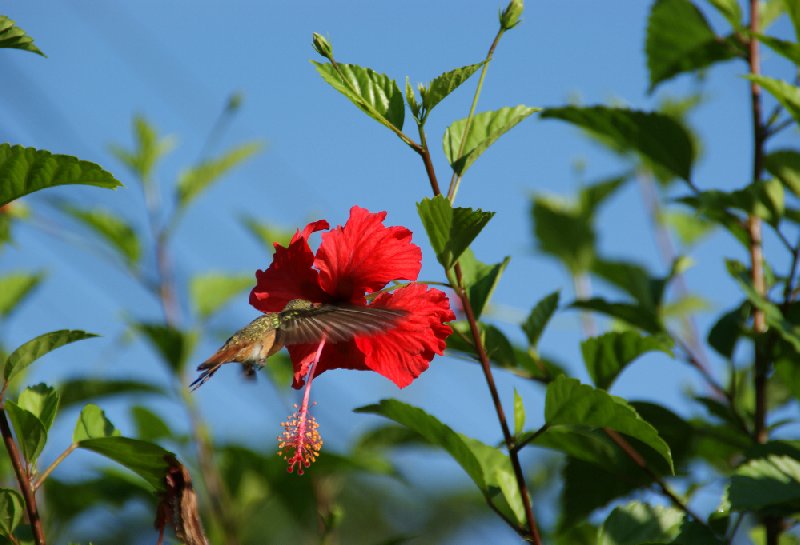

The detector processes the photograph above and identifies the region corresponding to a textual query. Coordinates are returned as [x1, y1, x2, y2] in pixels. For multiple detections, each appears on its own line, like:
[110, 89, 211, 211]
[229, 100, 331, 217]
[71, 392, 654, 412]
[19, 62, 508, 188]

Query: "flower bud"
[312, 32, 333, 59]
[499, 0, 524, 30]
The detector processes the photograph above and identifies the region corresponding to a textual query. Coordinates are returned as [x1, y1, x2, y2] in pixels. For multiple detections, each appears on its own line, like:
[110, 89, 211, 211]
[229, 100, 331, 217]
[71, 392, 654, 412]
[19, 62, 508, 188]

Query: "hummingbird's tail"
[189, 363, 221, 391]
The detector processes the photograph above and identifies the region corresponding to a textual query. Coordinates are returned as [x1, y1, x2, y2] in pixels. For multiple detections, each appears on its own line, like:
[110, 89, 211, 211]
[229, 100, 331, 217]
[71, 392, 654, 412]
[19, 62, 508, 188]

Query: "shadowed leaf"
[417, 196, 494, 270]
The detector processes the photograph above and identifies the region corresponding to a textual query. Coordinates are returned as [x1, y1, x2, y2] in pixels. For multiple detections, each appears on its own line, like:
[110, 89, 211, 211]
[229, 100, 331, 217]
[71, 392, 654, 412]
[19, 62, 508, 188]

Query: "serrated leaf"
[765, 150, 800, 197]
[545, 376, 674, 472]
[78, 436, 174, 492]
[131, 406, 172, 442]
[73, 403, 120, 442]
[417, 196, 494, 270]
[582, 331, 674, 390]
[313, 61, 405, 131]
[0, 145, 121, 207]
[646, 0, 740, 91]
[443, 105, 539, 176]
[58, 378, 164, 409]
[730, 455, 800, 513]
[458, 249, 509, 319]
[355, 399, 525, 526]
[0, 16, 45, 56]
[61, 205, 140, 265]
[4, 330, 98, 382]
[239, 215, 293, 252]
[190, 273, 253, 319]
[599, 502, 683, 545]
[531, 195, 595, 273]
[177, 141, 262, 209]
[109, 116, 175, 183]
[0, 489, 22, 538]
[570, 298, 663, 334]
[422, 63, 482, 116]
[133, 323, 197, 373]
[726, 260, 800, 352]
[542, 106, 695, 181]
[513, 390, 525, 436]
[747, 75, 800, 126]
[706, 0, 743, 28]
[522, 291, 560, 348]
[5, 401, 47, 464]
[0, 272, 43, 318]
[18, 384, 59, 433]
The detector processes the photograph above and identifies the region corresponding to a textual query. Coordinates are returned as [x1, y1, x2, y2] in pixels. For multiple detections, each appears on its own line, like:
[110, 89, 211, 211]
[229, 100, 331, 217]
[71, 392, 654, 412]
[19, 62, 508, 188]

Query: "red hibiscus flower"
[250, 206, 454, 388]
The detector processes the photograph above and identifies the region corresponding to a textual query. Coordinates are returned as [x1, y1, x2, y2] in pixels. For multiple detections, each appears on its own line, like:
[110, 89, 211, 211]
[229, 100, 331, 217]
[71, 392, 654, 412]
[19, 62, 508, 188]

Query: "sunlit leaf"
[5, 401, 47, 464]
[730, 455, 800, 513]
[542, 106, 695, 181]
[765, 150, 800, 197]
[545, 376, 674, 472]
[513, 389, 525, 436]
[581, 331, 673, 390]
[0, 145, 121, 207]
[313, 62, 405, 131]
[706, 0, 743, 28]
[17, 383, 59, 433]
[0, 16, 45, 56]
[417, 196, 494, 270]
[0, 272, 43, 318]
[4, 330, 98, 382]
[61, 205, 140, 265]
[457, 249, 509, 319]
[522, 291, 560, 348]
[757, 34, 800, 65]
[78, 436, 174, 492]
[190, 273, 253, 319]
[746, 75, 800, 126]
[443, 105, 539, 176]
[421, 63, 482, 116]
[598, 501, 683, 545]
[177, 141, 263, 209]
[73, 403, 120, 442]
[0, 488, 23, 537]
[660, 209, 714, 246]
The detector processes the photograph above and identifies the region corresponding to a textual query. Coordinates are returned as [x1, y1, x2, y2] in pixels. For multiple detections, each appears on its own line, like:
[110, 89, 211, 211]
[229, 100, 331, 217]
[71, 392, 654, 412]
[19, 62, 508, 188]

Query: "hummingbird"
[190, 299, 407, 390]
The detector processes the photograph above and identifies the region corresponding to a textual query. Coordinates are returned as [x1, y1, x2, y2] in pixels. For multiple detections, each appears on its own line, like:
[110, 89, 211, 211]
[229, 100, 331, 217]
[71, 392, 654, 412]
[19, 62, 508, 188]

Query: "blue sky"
[2, 2, 798, 542]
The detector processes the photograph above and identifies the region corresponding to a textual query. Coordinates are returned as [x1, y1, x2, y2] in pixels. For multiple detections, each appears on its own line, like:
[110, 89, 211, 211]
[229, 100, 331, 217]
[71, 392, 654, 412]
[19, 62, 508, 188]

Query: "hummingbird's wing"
[277, 305, 407, 345]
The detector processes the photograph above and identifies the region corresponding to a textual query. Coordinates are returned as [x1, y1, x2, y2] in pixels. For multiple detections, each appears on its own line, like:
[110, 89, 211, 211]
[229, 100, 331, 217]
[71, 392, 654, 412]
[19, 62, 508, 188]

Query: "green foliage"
[513, 389, 525, 436]
[17, 384, 59, 433]
[60, 205, 140, 266]
[0, 145, 121, 207]
[57, 378, 164, 409]
[765, 150, 800, 196]
[457, 249, 510, 319]
[239, 215, 293, 252]
[645, 0, 740, 91]
[77, 436, 175, 492]
[599, 502, 683, 545]
[757, 34, 800, 65]
[108, 116, 175, 183]
[4, 330, 98, 382]
[0, 488, 23, 537]
[73, 404, 120, 442]
[581, 331, 673, 390]
[130, 406, 172, 442]
[541, 106, 695, 181]
[5, 400, 47, 464]
[443, 105, 539, 176]
[746, 75, 800, 126]
[133, 322, 197, 373]
[313, 61, 405, 132]
[730, 454, 800, 514]
[522, 291, 559, 348]
[418, 63, 482, 120]
[0, 272, 43, 318]
[570, 297, 663, 334]
[417, 196, 494, 270]
[0, 16, 44, 56]
[190, 273, 254, 319]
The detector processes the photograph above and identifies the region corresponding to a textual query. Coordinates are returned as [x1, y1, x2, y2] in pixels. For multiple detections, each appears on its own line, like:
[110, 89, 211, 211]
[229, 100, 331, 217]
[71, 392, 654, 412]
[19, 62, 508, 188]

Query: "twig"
[0, 407, 45, 545]
[33, 444, 78, 491]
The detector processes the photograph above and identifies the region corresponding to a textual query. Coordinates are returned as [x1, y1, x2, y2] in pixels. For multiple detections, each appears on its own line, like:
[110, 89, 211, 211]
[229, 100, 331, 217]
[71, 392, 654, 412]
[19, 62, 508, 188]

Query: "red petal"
[314, 206, 422, 302]
[249, 221, 329, 313]
[288, 341, 367, 388]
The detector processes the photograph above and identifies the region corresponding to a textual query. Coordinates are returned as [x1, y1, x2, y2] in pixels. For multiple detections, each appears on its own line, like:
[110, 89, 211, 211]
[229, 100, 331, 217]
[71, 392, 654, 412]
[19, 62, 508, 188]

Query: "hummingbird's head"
[284, 299, 317, 311]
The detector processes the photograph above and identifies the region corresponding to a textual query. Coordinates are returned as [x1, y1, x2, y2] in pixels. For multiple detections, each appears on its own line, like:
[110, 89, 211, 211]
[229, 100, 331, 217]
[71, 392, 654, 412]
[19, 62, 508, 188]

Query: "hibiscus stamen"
[277, 339, 326, 475]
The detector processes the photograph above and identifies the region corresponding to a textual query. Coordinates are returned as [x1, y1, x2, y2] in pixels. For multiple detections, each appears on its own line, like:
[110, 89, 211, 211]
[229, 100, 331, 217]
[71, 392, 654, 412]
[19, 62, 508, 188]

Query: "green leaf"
[109, 116, 175, 183]
[443, 105, 539, 176]
[457, 249, 510, 319]
[0, 16, 45, 56]
[417, 196, 494, 270]
[646, 0, 740, 91]
[17, 384, 59, 433]
[541, 106, 695, 181]
[130, 406, 172, 442]
[726, 260, 800, 352]
[545, 376, 674, 472]
[61, 205, 140, 265]
[239, 215, 293, 253]
[513, 389, 525, 436]
[58, 378, 164, 409]
[531, 195, 595, 274]
[598, 501, 683, 545]
[5, 401, 47, 464]
[177, 141, 263, 209]
[447, 321, 517, 369]
[746, 75, 800, 126]
[133, 323, 197, 373]
[591, 258, 662, 309]
[421, 63, 482, 116]
[73, 403, 120, 442]
[678, 180, 786, 227]
[730, 455, 800, 513]
[785, 0, 800, 41]
[77, 436, 174, 492]
[581, 331, 674, 390]
[765, 150, 800, 197]
[579, 175, 627, 215]
[313, 62, 405, 131]
[0, 145, 121, 207]
[757, 34, 800, 66]
[405, 78, 421, 120]
[355, 399, 525, 526]
[707, 302, 749, 359]
[522, 291, 560, 348]
[0, 272, 43, 318]
[0, 488, 23, 537]
[706, 0, 743, 28]
[570, 297, 663, 334]
[190, 273, 253, 319]
[4, 330, 98, 382]
[660, 209, 714, 246]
